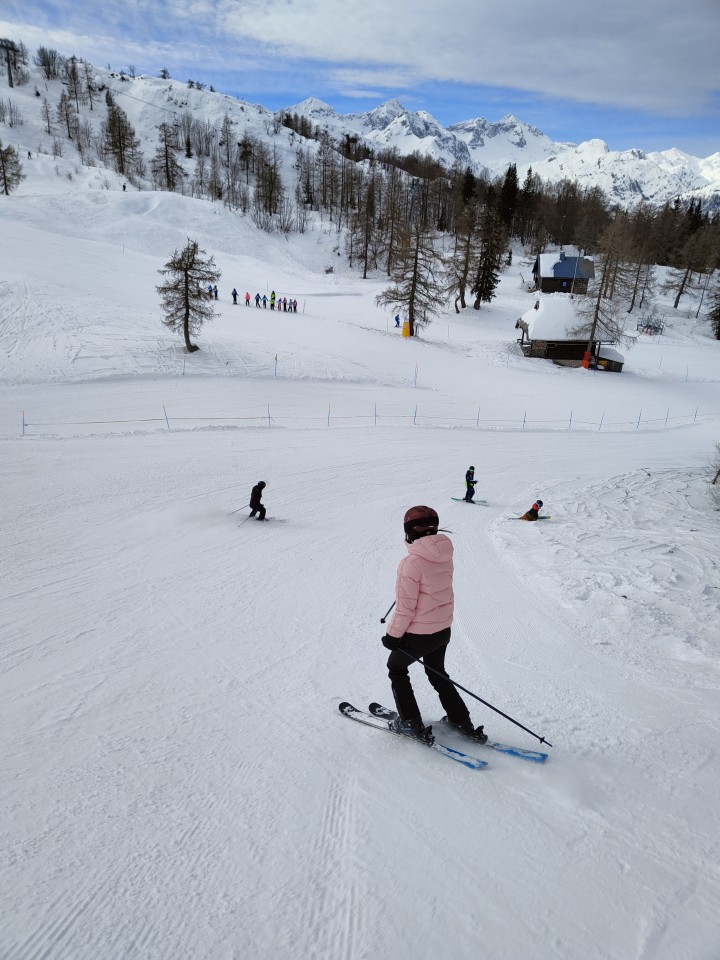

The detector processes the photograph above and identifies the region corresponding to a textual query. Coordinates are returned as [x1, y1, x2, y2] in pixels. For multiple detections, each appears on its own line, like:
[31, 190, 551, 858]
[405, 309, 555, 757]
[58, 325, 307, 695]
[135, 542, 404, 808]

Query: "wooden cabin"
[515, 295, 624, 371]
[533, 252, 595, 294]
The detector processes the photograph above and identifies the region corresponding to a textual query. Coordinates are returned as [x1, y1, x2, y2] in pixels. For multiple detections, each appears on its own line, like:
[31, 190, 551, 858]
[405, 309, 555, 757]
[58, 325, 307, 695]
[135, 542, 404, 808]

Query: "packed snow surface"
[2, 184, 720, 960]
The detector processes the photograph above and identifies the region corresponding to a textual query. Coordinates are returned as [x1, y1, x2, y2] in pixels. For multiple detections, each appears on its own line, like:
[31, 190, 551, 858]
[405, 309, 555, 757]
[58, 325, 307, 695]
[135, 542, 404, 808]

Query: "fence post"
[274, 354, 277, 377]
[476, 406, 480, 428]
[267, 404, 271, 427]
[182, 358, 185, 376]
[568, 410, 573, 431]
[522, 410, 527, 430]
[22, 410, 25, 436]
[599, 411, 605, 431]
[414, 363, 419, 388]
[413, 404, 418, 425]
[694, 406, 698, 422]
[636, 409, 642, 430]
[327, 404, 331, 427]
[374, 403, 377, 426]
[163, 405, 171, 430]
[665, 407, 670, 426]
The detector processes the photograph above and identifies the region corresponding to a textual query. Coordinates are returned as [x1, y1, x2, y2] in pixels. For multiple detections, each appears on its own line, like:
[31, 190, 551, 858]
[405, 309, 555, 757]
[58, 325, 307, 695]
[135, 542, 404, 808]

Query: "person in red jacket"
[381, 506, 486, 744]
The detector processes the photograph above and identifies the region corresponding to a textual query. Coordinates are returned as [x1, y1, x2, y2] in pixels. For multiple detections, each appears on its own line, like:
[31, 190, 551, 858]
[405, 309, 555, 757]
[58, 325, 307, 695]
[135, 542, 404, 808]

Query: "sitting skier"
[381, 506, 487, 744]
[521, 499, 543, 521]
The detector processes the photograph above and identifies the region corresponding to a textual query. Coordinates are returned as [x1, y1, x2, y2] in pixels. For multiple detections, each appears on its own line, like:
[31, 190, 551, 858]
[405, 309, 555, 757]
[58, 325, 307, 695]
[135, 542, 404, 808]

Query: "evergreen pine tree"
[498, 163, 518, 229]
[471, 199, 506, 310]
[708, 276, 720, 340]
[0, 140, 25, 194]
[156, 240, 220, 352]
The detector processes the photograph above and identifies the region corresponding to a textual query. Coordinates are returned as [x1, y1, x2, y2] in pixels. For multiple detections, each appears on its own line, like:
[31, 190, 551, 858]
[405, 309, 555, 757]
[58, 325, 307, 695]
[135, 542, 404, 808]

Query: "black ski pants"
[387, 627, 471, 726]
[249, 504, 266, 519]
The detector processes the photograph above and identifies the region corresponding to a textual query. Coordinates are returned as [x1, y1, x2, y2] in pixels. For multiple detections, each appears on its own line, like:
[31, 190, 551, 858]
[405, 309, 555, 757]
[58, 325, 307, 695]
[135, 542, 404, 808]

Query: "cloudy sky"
[3, 0, 719, 155]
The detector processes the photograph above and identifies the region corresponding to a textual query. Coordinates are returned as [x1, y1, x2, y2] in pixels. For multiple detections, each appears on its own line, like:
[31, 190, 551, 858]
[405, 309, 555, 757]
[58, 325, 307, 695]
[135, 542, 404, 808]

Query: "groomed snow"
[2, 147, 720, 959]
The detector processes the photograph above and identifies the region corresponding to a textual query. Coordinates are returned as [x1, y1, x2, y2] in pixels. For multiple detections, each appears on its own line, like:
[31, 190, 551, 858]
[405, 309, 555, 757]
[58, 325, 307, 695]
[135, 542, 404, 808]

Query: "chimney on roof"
[559, 251, 566, 261]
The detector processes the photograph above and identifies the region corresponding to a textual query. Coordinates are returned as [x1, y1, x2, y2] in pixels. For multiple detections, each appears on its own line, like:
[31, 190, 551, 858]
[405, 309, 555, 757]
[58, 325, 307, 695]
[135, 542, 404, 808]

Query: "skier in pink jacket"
[382, 506, 487, 744]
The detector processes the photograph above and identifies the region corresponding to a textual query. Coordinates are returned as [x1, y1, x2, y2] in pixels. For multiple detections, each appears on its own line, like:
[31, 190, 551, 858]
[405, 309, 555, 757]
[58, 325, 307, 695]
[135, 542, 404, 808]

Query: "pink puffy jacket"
[387, 533, 454, 637]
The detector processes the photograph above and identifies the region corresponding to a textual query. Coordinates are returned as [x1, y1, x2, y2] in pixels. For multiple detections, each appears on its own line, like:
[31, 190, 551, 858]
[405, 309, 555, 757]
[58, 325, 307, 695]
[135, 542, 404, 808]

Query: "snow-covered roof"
[535, 252, 594, 280]
[518, 295, 580, 340]
[598, 346, 625, 362]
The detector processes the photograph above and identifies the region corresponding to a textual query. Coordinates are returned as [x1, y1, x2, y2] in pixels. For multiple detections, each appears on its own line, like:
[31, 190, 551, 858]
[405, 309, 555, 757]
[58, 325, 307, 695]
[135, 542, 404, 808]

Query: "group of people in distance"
[228, 289, 299, 312]
[246, 471, 545, 749]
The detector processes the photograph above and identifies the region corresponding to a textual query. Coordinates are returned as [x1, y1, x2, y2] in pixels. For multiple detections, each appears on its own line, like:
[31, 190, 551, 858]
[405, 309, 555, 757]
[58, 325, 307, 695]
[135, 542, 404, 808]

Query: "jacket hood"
[407, 533, 453, 563]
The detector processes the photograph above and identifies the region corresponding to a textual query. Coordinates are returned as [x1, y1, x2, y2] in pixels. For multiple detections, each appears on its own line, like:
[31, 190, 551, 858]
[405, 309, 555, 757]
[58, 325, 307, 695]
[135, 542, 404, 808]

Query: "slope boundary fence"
[16, 403, 719, 438]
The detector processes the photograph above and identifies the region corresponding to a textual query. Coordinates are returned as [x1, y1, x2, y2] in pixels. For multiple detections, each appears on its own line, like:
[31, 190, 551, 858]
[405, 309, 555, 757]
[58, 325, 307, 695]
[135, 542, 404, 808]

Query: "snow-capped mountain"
[3, 49, 718, 210]
[286, 97, 720, 208]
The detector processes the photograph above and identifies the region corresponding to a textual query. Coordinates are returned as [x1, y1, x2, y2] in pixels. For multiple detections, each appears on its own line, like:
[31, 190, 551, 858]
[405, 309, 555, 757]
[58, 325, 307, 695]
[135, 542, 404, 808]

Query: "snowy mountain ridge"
[287, 96, 720, 208]
[3, 57, 720, 210]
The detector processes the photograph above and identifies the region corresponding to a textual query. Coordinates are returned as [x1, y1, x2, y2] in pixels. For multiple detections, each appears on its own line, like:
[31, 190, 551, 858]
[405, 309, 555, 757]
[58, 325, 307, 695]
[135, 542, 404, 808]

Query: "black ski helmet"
[536, 499, 543, 507]
[403, 505, 439, 543]
[258, 481, 266, 488]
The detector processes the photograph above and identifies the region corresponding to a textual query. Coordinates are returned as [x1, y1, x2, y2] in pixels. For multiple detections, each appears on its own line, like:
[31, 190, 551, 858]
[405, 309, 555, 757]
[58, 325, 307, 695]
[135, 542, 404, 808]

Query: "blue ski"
[338, 702, 488, 770]
[369, 704, 548, 764]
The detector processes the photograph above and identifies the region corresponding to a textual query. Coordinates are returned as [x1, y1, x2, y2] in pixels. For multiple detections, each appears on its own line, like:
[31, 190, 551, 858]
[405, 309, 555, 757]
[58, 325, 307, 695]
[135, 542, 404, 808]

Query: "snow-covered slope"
[2, 55, 720, 960]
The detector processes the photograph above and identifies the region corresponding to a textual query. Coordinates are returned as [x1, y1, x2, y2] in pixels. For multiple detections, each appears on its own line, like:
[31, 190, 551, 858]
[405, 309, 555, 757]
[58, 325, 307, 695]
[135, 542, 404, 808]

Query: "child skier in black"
[249, 481, 267, 520]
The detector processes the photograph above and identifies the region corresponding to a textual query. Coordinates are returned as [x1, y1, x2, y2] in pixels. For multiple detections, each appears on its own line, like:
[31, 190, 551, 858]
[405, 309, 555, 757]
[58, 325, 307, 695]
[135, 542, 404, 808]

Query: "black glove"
[382, 634, 403, 651]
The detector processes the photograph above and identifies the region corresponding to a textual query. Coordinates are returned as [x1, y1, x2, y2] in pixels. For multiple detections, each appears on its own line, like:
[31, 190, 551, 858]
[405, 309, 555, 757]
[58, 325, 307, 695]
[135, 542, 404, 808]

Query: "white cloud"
[214, 0, 719, 115]
[3, 0, 718, 121]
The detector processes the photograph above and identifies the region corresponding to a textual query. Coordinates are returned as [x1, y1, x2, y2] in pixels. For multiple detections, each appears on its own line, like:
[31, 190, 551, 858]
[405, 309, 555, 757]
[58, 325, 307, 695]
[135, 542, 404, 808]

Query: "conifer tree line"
[4, 42, 720, 338]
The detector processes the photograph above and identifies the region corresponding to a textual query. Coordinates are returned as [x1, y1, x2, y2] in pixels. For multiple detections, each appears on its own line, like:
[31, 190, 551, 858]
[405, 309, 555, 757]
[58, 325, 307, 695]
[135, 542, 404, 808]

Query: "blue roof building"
[533, 251, 595, 293]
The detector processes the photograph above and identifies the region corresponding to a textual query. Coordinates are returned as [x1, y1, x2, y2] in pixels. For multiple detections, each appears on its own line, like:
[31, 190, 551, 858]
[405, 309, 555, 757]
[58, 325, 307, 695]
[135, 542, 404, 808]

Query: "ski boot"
[441, 716, 488, 744]
[392, 716, 435, 745]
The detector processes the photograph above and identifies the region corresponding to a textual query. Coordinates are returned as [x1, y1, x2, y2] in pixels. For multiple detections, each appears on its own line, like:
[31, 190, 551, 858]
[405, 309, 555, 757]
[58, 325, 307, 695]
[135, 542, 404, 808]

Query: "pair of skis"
[509, 516, 551, 521]
[338, 702, 548, 770]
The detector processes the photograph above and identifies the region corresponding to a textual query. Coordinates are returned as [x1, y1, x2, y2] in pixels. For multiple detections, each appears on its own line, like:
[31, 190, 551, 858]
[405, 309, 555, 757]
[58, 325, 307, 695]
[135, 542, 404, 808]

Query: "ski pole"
[402, 650, 553, 747]
[380, 602, 396, 623]
[229, 503, 249, 515]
